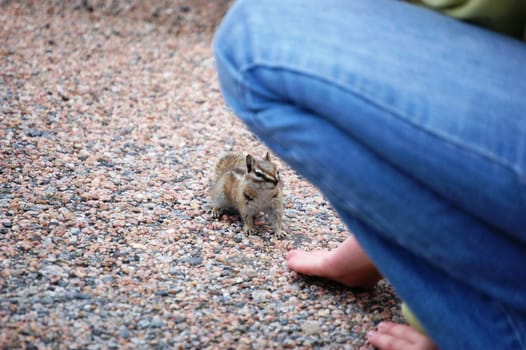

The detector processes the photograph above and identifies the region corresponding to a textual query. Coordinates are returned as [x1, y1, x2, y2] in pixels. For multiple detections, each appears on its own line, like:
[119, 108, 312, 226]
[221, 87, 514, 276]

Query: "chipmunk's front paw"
[211, 207, 222, 219]
[274, 229, 288, 239]
[243, 224, 256, 235]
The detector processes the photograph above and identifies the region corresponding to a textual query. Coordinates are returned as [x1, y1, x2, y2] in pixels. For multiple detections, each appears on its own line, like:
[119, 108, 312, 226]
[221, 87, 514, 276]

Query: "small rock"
[137, 319, 150, 329]
[150, 316, 164, 328]
[180, 257, 202, 266]
[41, 296, 54, 305]
[252, 290, 271, 303]
[112, 219, 126, 228]
[119, 325, 131, 338]
[56, 84, 70, 101]
[24, 128, 43, 137]
[40, 264, 67, 284]
[318, 309, 330, 317]
[302, 320, 322, 335]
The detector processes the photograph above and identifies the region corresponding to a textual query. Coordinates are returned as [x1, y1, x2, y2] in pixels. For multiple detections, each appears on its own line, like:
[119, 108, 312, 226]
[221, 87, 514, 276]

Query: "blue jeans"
[213, 0, 526, 349]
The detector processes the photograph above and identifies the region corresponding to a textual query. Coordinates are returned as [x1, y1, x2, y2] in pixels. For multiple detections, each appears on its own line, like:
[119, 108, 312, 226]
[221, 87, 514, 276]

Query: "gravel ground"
[1, 1, 403, 349]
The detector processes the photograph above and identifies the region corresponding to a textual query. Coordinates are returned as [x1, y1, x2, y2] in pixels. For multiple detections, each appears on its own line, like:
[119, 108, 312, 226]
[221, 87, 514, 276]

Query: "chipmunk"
[210, 152, 285, 238]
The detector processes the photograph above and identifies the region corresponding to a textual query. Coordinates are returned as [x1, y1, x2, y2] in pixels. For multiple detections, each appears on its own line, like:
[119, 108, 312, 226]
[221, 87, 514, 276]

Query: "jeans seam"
[497, 302, 526, 350]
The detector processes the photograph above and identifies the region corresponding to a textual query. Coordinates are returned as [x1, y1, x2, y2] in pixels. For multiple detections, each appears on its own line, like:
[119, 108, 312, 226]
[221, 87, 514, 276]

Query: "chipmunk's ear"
[246, 154, 255, 173]
[265, 152, 271, 161]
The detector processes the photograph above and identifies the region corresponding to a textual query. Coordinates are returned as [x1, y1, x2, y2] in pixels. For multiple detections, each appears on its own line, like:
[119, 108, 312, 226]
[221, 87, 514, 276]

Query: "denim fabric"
[213, 0, 526, 349]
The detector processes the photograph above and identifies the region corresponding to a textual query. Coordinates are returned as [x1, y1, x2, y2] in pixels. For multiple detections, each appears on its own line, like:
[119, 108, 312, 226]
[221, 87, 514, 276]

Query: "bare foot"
[286, 235, 382, 288]
[367, 322, 439, 350]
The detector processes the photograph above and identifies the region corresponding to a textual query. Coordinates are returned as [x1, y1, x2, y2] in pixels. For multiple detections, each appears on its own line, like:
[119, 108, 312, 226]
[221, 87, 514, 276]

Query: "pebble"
[39, 264, 66, 279]
[302, 320, 322, 335]
[150, 316, 164, 328]
[251, 290, 272, 303]
[119, 325, 131, 339]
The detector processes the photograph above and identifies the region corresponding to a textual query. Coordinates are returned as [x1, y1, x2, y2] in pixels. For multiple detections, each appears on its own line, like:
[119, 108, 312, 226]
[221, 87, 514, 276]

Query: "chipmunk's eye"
[255, 171, 264, 178]
[243, 193, 253, 201]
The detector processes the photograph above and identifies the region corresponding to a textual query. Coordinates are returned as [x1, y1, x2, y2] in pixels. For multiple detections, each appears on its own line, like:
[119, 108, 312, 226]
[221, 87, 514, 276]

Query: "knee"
[213, 0, 253, 115]
[213, 0, 284, 121]
[214, 0, 298, 73]
[213, 0, 261, 71]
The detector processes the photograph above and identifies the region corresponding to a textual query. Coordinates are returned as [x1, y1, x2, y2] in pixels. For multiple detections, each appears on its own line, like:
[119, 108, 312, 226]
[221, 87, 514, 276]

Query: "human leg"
[214, 0, 526, 307]
[213, 0, 526, 348]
